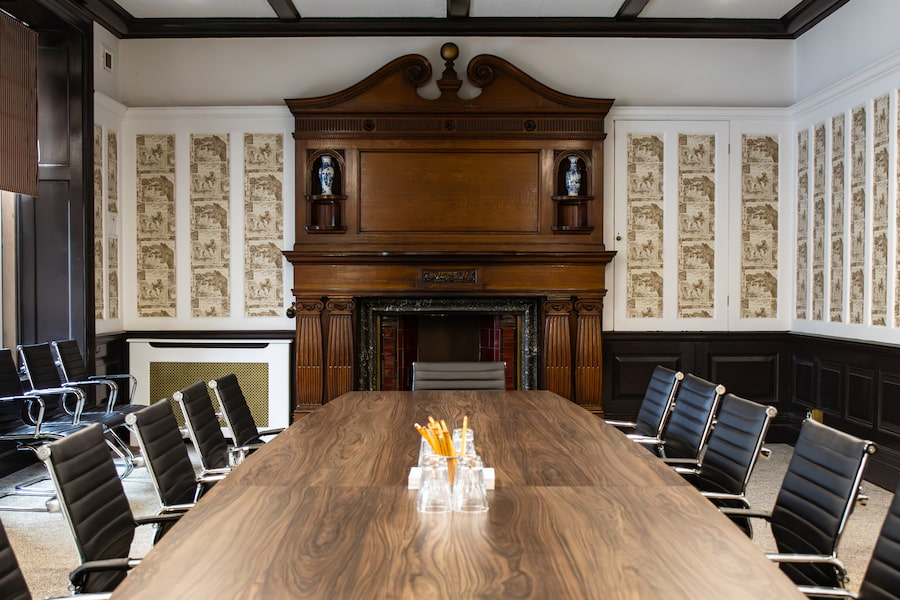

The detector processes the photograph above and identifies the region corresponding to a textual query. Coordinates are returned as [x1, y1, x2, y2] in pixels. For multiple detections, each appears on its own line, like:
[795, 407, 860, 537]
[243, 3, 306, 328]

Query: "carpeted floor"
[0, 442, 894, 599]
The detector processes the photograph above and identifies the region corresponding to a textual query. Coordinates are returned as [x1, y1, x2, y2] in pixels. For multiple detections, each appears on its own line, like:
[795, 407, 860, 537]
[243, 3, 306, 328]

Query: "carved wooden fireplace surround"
[284, 44, 615, 419]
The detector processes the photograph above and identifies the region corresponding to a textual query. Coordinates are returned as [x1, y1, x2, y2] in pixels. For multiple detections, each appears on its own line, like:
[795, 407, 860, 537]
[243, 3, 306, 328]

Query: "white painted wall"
[795, 0, 900, 102]
[117, 36, 794, 108]
[93, 23, 120, 101]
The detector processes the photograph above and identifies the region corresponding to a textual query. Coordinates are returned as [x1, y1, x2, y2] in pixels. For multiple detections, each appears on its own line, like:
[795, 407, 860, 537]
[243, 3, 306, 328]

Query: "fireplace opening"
[357, 297, 540, 392]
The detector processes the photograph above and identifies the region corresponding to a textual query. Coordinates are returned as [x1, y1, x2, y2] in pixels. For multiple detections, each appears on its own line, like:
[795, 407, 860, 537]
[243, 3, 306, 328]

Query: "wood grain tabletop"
[110, 390, 805, 599]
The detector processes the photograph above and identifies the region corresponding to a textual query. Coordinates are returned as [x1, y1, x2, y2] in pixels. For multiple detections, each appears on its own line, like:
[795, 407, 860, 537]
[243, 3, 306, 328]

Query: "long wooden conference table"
[110, 390, 804, 599]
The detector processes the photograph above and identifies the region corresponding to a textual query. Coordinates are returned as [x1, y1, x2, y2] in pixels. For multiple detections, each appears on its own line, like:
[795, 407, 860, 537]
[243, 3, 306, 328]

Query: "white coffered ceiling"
[114, 0, 806, 20]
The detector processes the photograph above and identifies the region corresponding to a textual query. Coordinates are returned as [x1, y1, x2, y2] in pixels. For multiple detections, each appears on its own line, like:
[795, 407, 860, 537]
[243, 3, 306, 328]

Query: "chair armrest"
[663, 457, 700, 467]
[65, 378, 119, 413]
[795, 584, 858, 598]
[68, 557, 141, 593]
[766, 553, 845, 567]
[198, 472, 228, 484]
[627, 434, 661, 445]
[201, 467, 232, 477]
[257, 427, 285, 437]
[90, 373, 137, 408]
[719, 506, 772, 520]
[27, 385, 86, 422]
[700, 491, 750, 507]
[134, 513, 183, 526]
[672, 466, 700, 475]
[604, 419, 636, 429]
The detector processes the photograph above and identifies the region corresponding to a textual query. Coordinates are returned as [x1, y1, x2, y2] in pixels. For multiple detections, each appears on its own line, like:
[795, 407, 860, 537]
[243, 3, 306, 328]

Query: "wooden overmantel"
[284, 44, 615, 419]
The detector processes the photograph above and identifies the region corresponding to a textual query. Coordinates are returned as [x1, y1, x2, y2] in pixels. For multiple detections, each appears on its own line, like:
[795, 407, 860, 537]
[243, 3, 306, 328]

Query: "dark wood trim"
[267, 0, 301, 22]
[447, 0, 471, 19]
[34, 0, 845, 40]
[782, 0, 850, 37]
[615, 0, 650, 21]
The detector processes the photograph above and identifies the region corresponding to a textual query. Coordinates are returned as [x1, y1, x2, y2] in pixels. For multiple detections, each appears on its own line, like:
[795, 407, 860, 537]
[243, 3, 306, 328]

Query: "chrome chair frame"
[606, 366, 683, 442]
[722, 418, 876, 589]
[51, 339, 139, 415]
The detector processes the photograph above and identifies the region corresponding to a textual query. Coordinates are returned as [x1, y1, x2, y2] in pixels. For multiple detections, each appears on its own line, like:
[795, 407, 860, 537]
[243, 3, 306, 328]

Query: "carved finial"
[437, 42, 462, 98]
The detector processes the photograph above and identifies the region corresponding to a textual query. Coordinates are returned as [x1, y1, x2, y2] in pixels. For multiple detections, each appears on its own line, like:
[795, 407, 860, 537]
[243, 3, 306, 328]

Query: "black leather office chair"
[18, 343, 138, 478]
[0, 515, 31, 600]
[52, 339, 139, 415]
[674, 393, 776, 519]
[0, 347, 97, 511]
[208, 374, 283, 447]
[795, 475, 900, 599]
[635, 373, 724, 462]
[0, 514, 116, 599]
[722, 418, 876, 589]
[38, 424, 181, 594]
[174, 381, 242, 472]
[126, 401, 223, 514]
[410, 361, 506, 390]
[605, 365, 683, 441]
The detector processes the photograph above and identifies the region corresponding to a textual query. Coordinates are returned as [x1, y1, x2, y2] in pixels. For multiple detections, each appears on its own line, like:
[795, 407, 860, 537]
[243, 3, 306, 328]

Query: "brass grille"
[149, 362, 270, 427]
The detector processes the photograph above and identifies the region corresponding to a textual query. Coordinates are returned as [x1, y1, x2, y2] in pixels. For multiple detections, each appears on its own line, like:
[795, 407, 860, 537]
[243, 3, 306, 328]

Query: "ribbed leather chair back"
[661, 373, 724, 459]
[40, 423, 134, 593]
[0, 349, 27, 429]
[772, 418, 875, 587]
[0, 517, 31, 600]
[52, 339, 90, 382]
[858, 478, 900, 599]
[129, 401, 200, 509]
[694, 394, 776, 495]
[209, 374, 261, 447]
[174, 381, 229, 471]
[411, 362, 506, 390]
[632, 366, 682, 438]
[18, 343, 67, 421]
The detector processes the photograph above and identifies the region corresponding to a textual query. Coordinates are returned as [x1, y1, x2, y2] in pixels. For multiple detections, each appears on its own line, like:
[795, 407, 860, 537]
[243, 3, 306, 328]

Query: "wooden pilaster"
[575, 297, 604, 414]
[543, 297, 573, 400]
[325, 297, 355, 402]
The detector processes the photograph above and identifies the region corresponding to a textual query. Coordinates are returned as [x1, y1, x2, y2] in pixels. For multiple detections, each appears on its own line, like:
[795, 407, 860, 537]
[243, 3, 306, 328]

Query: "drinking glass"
[417, 436, 435, 467]
[452, 428, 475, 456]
[416, 454, 453, 513]
[452, 454, 489, 512]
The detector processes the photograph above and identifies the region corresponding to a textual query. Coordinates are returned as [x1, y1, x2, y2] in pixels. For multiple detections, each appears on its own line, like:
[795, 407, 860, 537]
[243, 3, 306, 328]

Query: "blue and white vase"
[564, 155, 582, 196]
[318, 154, 335, 195]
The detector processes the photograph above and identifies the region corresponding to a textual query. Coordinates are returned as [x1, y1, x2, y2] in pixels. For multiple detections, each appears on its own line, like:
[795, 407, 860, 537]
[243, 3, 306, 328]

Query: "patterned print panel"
[107, 131, 119, 320]
[93, 125, 104, 319]
[871, 95, 889, 326]
[136, 134, 177, 317]
[678, 134, 716, 319]
[244, 133, 284, 317]
[812, 123, 826, 321]
[740, 135, 779, 319]
[849, 105, 866, 324]
[626, 134, 665, 319]
[190, 134, 230, 317]
[796, 130, 809, 320]
[830, 115, 845, 323]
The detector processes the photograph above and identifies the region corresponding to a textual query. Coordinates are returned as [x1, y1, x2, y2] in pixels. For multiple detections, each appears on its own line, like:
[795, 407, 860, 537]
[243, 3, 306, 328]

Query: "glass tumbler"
[416, 454, 453, 513]
[452, 428, 475, 456]
[452, 455, 489, 513]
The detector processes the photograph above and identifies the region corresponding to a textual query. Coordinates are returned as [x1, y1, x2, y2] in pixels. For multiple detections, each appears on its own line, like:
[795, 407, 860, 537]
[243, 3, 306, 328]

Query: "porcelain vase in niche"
[564, 155, 582, 196]
[318, 154, 335, 195]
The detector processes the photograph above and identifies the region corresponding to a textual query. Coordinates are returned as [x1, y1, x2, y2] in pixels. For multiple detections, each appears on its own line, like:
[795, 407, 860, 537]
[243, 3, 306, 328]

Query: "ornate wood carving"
[325, 297, 355, 402]
[295, 298, 324, 414]
[285, 45, 615, 414]
[575, 297, 604, 414]
[543, 298, 573, 400]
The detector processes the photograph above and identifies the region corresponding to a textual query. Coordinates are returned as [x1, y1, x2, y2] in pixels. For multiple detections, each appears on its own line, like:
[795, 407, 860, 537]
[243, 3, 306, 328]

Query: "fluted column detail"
[543, 297, 573, 400]
[326, 297, 356, 402]
[575, 297, 604, 411]
[295, 298, 325, 408]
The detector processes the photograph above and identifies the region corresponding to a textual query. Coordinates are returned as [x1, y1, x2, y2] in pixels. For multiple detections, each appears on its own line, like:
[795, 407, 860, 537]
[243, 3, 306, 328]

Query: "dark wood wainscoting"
[604, 331, 900, 490]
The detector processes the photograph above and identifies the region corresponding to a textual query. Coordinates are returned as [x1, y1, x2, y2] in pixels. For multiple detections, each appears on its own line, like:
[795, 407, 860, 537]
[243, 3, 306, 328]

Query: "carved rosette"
[575, 298, 604, 411]
[326, 298, 356, 401]
[295, 298, 325, 408]
[543, 298, 574, 400]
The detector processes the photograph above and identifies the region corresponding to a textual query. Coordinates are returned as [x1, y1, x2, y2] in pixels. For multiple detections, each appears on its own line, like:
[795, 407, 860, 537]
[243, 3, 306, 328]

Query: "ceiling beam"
[782, 0, 849, 36]
[267, 0, 300, 21]
[123, 17, 793, 39]
[615, 0, 650, 21]
[448, 0, 470, 19]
